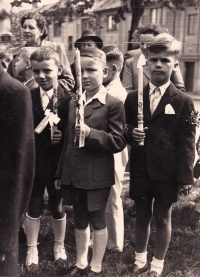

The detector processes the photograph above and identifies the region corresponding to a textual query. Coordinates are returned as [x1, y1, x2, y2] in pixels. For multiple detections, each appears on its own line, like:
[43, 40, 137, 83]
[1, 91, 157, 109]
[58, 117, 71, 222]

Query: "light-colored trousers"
[105, 146, 128, 251]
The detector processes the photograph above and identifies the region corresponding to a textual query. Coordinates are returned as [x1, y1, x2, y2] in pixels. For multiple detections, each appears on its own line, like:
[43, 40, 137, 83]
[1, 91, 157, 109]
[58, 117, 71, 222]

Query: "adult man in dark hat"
[0, 1, 35, 276]
[71, 29, 103, 92]
[74, 29, 103, 50]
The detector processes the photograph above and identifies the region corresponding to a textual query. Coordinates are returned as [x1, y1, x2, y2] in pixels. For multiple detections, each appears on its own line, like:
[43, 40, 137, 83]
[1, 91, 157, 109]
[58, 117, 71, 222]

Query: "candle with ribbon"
[51, 77, 58, 139]
[75, 48, 85, 148]
[136, 54, 146, 146]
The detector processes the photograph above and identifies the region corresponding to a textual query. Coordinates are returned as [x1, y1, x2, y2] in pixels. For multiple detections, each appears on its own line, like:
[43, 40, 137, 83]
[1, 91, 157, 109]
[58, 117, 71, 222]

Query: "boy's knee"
[136, 214, 152, 227]
[28, 197, 44, 218]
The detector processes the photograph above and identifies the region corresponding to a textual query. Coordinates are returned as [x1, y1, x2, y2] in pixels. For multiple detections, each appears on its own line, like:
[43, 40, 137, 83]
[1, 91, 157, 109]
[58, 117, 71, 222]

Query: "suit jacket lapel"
[151, 82, 178, 120]
[143, 85, 151, 124]
[31, 87, 44, 116]
[84, 99, 102, 118]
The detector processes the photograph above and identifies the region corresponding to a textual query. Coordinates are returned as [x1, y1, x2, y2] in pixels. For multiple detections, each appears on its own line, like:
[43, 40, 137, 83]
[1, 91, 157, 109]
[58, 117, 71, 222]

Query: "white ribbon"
[35, 109, 60, 134]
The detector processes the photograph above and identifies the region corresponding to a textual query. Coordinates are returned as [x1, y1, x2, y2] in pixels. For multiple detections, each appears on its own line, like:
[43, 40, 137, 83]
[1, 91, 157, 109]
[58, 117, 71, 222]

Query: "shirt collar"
[81, 85, 107, 106]
[105, 78, 121, 90]
[40, 86, 53, 98]
[149, 80, 170, 96]
[23, 77, 34, 86]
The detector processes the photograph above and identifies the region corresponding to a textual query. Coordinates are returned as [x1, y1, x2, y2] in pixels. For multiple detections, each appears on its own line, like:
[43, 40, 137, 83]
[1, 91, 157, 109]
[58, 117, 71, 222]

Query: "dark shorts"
[129, 175, 179, 205]
[60, 183, 111, 212]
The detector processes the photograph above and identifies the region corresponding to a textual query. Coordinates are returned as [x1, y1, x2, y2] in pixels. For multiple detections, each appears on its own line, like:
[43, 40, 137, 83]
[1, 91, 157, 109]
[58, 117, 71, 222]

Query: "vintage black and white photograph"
[0, 0, 200, 276]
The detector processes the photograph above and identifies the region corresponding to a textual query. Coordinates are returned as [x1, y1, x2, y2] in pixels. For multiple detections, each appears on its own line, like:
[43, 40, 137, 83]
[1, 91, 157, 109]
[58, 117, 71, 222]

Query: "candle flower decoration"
[187, 110, 200, 127]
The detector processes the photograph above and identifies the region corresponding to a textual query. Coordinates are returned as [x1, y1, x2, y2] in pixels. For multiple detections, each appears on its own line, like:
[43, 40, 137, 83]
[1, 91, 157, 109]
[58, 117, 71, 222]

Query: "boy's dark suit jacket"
[125, 82, 195, 187]
[56, 92, 126, 189]
[0, 63, 35, 271]
[31, 84, 70, 180]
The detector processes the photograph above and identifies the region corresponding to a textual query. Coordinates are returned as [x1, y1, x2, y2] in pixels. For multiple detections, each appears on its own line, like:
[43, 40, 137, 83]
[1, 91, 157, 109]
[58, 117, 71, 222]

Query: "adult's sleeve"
[122, 58, 134, 94]
[0, 74, 35, 252]
[55, 43, 75, 92]
[85, 100, 126, 153]
[171, 65, 185, 92]
[176, 96, 196, 185]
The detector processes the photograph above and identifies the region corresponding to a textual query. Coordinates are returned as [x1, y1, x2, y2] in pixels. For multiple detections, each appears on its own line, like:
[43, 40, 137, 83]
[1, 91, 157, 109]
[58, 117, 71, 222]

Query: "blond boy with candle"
[24, 47, 71, 274]
[55, 48, 126, 276]
[124, 33, 195, 276]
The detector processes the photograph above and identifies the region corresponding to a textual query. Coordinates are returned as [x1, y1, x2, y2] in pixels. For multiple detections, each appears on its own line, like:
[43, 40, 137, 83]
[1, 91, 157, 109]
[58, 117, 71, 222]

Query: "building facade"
[43, 0, 200, 93]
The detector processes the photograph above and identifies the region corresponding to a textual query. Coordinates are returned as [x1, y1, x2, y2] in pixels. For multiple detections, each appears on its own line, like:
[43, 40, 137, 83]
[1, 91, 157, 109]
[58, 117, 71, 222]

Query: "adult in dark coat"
[0, 62, 35, 276]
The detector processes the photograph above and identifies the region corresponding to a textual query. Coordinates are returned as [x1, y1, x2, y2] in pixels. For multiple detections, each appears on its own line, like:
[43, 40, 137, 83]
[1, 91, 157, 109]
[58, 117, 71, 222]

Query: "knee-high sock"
[75, 226, 90, 269]
[90, 227, 108, 273]
[150, 257, 164, 274]
[52, 214, 66, 242]
[134, 251, 147, 268]
[25, 213, 40, 246]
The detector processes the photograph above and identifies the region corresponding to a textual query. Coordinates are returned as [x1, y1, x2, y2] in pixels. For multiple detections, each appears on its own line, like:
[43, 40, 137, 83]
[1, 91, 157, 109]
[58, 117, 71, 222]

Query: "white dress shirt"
[149, 80, 170, 114]
[40, 87, 53, 110]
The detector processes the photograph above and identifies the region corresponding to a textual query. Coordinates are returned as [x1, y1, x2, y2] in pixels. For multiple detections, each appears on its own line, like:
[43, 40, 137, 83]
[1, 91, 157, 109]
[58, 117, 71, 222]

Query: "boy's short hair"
[147, 33, 181, 58]
[30, 47, 60, 66]
[19, 47, 37, 61]
[140, 23, 160, 36]
[80, 48, 106, 67]
[0, 46, 12, 62]
[102, 46, 124, 72]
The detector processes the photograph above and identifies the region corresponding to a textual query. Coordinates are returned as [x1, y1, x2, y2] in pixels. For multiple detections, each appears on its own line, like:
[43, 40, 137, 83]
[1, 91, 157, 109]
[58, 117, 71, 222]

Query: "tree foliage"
[40, 0, 95, 25]
[114, 0, 200, 49]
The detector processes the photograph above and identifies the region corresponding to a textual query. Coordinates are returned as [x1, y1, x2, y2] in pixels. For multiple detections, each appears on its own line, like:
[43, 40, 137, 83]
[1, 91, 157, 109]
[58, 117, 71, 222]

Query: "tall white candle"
[75, 48, 85, 148]
[138, 67, 144, 146]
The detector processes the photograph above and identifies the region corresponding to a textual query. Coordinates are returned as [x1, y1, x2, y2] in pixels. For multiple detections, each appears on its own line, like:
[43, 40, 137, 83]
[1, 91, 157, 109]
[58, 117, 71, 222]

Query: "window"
[150, 7, 166, 26]
[185, 62, 195, 91]
[54, 22, 61, 37]
[68, 36, 73, 51]
[188, 14, 198, 35]
[82, 19, 88, 32]
[107, 15, 118, 30]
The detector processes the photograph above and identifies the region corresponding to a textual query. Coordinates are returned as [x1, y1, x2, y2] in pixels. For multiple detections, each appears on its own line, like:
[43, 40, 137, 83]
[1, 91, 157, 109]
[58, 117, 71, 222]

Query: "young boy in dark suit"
[124, 33, 195, 276]
[25, 47, 71, 273]
[55, 48, 126, 276]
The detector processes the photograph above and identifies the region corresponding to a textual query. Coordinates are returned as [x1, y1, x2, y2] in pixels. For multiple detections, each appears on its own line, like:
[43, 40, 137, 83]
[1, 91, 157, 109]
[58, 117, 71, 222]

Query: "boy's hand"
[51, 130, 62, 144]
[54, 179, 61, 190]
[76, 124, 90, 139]
[178, 184, 193, 196]
[132, 127, 148, 143]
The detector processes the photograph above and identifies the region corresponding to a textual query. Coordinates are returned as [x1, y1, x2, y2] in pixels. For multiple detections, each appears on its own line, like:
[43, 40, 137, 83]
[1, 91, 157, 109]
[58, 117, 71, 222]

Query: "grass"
[18, 180, 200, 277]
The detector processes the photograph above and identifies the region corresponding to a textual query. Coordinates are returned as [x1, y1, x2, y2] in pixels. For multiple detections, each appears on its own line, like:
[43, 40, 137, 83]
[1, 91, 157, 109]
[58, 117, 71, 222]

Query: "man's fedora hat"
[74, 29, 103, 49]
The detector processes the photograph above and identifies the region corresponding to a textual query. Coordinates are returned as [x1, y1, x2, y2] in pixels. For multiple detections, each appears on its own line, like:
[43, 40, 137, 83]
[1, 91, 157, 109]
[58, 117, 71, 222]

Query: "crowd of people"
[0, 5, 196, 277]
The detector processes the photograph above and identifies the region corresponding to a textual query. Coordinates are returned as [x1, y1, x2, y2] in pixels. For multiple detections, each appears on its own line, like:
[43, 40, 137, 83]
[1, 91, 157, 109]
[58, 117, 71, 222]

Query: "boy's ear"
[145, 61, 149, 70]
[25, 60, 31, 70]
[103, 67, 108, 78]
[112, 64, 117, 72]
[57, 64, 63, 76]
[173, 61, 179, 72]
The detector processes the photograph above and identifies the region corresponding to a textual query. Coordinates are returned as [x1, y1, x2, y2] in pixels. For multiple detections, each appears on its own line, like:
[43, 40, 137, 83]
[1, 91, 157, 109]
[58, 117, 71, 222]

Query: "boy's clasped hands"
[75, 123, 90, 139]
[132, 127, 148, 143]
[51, 130, 62, 144]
